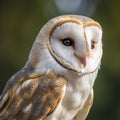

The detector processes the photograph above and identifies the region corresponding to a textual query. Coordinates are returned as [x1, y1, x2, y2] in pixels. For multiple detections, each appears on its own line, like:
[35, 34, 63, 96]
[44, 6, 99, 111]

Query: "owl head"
[27, 15, 102, 76]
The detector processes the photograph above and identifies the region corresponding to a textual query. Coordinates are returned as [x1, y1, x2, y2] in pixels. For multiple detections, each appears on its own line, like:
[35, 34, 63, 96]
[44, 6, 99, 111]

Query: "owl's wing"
[0, 71, 67, 120]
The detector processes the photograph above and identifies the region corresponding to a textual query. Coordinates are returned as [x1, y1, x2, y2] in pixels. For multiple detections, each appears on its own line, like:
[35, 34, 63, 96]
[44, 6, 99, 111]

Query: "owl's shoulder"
[0, 71, 67, 119]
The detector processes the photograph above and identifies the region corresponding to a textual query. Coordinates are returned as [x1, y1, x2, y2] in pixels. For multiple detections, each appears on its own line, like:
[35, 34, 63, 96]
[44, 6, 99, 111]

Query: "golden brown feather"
[0, 71, 67, 120]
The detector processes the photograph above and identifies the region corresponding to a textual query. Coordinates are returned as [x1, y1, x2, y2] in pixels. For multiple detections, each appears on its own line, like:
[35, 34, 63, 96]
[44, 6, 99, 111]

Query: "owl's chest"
[63, 82, 90, 110]
[62, 79, 91, 117]
[49, 75, 93, 120]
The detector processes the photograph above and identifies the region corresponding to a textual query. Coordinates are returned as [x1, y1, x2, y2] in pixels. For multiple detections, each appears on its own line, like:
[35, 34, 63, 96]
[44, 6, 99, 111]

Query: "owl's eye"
[62, 38, 73, 46]
[91, 40, 96, 49]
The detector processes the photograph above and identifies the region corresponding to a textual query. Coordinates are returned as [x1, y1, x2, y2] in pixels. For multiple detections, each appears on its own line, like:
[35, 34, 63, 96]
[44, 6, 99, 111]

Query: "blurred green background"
[0, 0, 120, 120]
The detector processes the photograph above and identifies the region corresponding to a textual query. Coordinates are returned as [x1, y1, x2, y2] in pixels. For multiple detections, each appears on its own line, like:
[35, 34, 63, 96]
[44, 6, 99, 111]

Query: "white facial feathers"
[51, 23, 87, 57]
[30, 15, 102, 75]
[85, 26, 102, 49]
[84, 26, 103, 71]
[50, 22, 102, 73]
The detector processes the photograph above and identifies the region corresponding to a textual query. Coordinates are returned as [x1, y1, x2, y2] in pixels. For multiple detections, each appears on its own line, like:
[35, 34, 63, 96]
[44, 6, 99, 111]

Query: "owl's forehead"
[50, 21, 101, 39]
[51, 22, 84, 40]
[49, 16, 102, 35]
[61, 16, 100, 26]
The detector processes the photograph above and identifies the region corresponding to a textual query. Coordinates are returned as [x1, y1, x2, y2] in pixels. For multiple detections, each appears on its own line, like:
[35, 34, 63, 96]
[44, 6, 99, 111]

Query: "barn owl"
[0, 15, 102, 120]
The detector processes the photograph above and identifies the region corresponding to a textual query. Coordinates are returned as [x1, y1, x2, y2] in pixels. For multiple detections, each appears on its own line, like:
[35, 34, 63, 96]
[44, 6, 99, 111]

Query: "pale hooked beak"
[79, 56, 87, 68]
[75, 53, 89, 68]
[75, 39, 90, 68]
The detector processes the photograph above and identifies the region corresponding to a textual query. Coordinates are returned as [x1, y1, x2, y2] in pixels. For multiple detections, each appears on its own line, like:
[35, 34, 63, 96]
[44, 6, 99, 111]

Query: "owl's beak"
[79, 56, 87, 68]
[75, 52, 88, 68]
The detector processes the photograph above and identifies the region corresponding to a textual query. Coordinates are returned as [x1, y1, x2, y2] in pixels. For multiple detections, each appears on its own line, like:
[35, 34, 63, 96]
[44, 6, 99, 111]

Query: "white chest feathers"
[48, 70, 97, 120]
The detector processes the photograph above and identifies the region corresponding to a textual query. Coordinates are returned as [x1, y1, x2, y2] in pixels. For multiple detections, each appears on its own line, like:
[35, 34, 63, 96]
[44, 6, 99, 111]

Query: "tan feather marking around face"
[49, 19, 83, 37]
[84, 21, 102, 30]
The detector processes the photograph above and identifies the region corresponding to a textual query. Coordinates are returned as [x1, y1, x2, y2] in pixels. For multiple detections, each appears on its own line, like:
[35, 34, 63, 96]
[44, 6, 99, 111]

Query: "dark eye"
[62, 38, 73, 46]
[91, 40, 96, 49]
